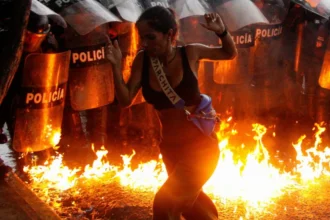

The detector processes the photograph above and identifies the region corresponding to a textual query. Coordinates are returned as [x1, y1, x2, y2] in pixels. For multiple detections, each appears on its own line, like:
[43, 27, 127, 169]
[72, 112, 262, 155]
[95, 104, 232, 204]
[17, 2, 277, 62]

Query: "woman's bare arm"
[106, 39, 144, 108]
[186, 13, 237, 62]
[186, 34, 237, 62]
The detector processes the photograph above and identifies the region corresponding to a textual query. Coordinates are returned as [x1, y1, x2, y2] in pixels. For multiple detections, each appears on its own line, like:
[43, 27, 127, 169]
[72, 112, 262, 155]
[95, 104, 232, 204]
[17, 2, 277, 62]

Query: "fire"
[25, 146, 167, 193]
[114, 151, 167, 192]
[23, 120, 330, 216]
[82, 146, 114, 179]
[204, 123, 295, 209]
[24, 154, 80, 191]
[45, 124, 61, 147]
[293, 123, 330, 181]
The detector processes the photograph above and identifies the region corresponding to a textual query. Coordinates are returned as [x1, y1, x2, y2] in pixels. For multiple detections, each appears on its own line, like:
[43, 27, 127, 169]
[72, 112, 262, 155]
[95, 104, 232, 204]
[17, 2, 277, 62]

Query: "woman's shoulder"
[134, 50, 145, 62]
[181, 43, 204, 60]
[130, 50, 146, 70]
[184, 43, 206, 50]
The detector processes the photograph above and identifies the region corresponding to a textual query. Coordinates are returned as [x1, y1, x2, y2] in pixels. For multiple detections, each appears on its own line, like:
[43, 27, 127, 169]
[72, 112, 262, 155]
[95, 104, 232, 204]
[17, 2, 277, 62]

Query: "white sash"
[149, 57, 185, 108]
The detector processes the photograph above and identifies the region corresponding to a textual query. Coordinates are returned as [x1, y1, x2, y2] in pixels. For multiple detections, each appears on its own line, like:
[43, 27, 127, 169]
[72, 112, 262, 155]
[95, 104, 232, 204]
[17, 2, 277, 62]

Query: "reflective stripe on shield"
[13, 51, 71, 152]
[319, 39, 330, 89]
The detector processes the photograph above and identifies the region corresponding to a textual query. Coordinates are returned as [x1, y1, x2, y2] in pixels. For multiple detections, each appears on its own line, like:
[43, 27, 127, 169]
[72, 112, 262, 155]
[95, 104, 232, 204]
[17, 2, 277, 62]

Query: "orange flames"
[24, 118, 330, 216]
[21, 21, 330, 217]
[204, 123, 295, 212]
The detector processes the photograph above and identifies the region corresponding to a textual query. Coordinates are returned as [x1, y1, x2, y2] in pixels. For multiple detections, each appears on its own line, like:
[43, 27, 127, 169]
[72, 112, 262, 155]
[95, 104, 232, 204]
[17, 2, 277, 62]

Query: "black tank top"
[141, 47, 201, 110]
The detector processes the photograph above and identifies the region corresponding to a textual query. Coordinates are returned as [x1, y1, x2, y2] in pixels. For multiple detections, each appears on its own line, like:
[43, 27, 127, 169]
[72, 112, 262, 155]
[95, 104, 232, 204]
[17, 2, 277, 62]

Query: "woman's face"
[136, 20, 170, 57]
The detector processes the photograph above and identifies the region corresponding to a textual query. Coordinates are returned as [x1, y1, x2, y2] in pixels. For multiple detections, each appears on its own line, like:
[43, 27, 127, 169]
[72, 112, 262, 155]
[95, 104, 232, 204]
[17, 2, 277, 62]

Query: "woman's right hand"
[105, 37, 122, 67]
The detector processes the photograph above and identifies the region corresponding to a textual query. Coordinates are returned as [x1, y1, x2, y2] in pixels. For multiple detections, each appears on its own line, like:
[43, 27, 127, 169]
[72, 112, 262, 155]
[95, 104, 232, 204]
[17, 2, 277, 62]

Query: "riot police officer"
[0, 11, 52, 142]
[0, 6, 70, 175]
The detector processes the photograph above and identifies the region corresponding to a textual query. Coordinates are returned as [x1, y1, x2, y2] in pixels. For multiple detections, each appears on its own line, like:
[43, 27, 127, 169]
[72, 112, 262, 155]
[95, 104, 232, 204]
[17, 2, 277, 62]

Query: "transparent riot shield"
[63, 25, 115, 110]
[248, 0, 291, 116]
[13, 51, 71, 152]
[213, 28, 255, 84]
[212, 0, 269, 31]
[31, 0, 67, 28]
[170, 0, 212, 19]
[253, 0, 291, 24]
[99, 0, 144, 22]
[291, 0, 330, 19]
[59, 0, 120, 35]
[179, 15, 218, 45]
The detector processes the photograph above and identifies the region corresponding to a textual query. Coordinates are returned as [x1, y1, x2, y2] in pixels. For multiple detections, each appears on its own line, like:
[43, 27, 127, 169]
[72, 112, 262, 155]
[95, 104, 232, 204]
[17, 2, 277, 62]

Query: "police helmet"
[24, 11, 50, 52]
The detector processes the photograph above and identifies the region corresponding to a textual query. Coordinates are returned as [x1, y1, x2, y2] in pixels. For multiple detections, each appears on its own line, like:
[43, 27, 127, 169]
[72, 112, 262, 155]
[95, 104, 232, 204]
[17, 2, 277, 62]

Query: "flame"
[82, 146, 114, 179]
[24, 120, 330, 217]
[114, 152, 167, 192]
[45, 124, 61, 147]
[204, 123, 294, 209]
[24, 154, 80, 191]
[293, 123, 330, 181]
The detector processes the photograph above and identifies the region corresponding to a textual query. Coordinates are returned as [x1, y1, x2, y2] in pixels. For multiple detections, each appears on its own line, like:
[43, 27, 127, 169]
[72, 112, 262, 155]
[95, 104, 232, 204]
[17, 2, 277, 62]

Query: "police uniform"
[299, 16, 329, 123]
[0, 12, 63, 172]
[250, 1, 291, 119]
[0, 12, 52, 140]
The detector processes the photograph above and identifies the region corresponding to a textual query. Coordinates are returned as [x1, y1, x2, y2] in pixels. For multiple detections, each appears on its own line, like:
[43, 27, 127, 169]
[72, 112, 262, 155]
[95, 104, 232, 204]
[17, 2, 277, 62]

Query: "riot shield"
[13, 51, 71, 152]
[39, 0, 120, 35]
[212, 0, 269, 31]
[64, 25, 115, 110]
[291, 0, 330, 19]
[179, 16, 218, 45]
[253, 0, 291, 24]
[248, 0, 291, 116]
[213, 28, 255, 85]
[170, 0, 212, 19]
[99, 0, 144, 22]
[31, 0, 67, 28]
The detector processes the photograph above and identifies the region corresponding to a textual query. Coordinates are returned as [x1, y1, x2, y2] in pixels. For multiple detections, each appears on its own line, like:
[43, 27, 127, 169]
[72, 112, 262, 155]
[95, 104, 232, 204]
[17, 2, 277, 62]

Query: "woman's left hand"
[200, 13, 226, 34]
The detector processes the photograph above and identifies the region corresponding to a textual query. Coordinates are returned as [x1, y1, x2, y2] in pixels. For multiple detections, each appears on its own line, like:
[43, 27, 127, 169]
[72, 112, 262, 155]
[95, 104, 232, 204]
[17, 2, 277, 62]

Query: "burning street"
[1, 0, 330, 219]
[19, 120, 330, 219]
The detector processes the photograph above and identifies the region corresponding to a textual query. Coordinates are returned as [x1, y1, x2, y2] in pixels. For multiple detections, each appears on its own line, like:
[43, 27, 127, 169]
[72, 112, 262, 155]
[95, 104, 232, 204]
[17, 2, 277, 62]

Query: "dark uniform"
[302, 19, 329, 123]
[62, 24, 113, 152]
[250, 0, 291, 120]
[0, 12, 53, 139]
[0, 12, 60, 173]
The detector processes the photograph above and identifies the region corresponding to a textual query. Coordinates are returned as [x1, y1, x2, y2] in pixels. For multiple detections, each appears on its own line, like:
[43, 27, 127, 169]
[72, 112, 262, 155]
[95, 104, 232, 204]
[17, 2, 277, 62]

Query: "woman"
[106, 6, 237, 220]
